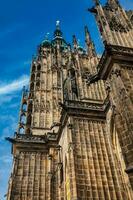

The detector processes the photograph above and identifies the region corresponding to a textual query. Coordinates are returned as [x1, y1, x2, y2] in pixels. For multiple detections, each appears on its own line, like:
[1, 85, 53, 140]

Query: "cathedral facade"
[6, 0, 133, 199]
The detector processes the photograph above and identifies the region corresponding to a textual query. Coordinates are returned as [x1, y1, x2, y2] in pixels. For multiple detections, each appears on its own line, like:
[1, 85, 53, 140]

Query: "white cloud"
[0, 94, 20, 107]
[0, 155, 12, 164]
[0, 75, 29, 95]
[0, 95, 15, 106]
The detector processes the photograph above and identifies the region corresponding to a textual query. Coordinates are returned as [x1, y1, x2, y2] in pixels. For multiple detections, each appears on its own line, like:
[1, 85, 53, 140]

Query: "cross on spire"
[56, 20, 60, 29]
[54, 20, 63, 38]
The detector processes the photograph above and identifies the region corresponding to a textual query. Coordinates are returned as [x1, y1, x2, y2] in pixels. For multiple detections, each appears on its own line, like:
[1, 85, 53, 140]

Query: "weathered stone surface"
[6, 1, 133, 199]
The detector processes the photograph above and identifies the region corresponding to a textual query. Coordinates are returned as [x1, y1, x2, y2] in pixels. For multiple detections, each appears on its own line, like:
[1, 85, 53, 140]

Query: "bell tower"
[89, 0, 133, 189]
[89, 0, 133, 47]
[6, 1, 133, 199]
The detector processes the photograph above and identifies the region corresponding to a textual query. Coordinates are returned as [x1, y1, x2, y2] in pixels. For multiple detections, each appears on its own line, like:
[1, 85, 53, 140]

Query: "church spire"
[56, 20, 60, 30]
[54, 20, 63, 39]
[52, 21, 68, 49]
[85, 26, 96, 57]
[73, 35, 78, 49]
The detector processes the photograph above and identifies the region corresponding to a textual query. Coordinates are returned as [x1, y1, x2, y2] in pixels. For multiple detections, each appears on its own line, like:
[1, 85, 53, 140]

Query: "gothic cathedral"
[6, 0, 133, 199]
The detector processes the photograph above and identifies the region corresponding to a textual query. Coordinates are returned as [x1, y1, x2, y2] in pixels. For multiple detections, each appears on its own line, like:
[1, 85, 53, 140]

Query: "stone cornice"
[88, 44, 133, 82]
[6, 133, 57, 154]
[61, 98, 109, 115]
[57, 97, 110, 142]
[6, 133, 48, 144]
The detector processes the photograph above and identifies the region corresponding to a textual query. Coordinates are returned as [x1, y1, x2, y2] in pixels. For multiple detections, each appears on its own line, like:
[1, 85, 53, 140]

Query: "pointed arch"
[37, 64, 41, 71]
[30, 82, 34, 91]
[31, 73, 35, 81]
[32, 64, 36, 72]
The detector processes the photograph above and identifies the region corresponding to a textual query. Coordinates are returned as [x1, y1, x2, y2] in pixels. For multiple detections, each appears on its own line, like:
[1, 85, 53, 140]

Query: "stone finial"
[85, 25, 96, 57]
[73, 35, 78, 49]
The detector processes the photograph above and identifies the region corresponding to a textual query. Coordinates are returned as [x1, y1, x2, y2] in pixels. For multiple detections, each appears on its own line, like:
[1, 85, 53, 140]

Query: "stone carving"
[111, 67, 121, 77]
[63, 78, 70, 101]
[109, 16, 128, 32]
[15, 133, 48, 143]
[40, 115, 44, 127]
[105, 80, 111, 92]
[64, 98, 110, 112]
[82, 68, 91, 79]
[71, 78, 78, 98]
[67, 142, 75, 153]
[67, 123, 73, 129]
[87, 73, 98, 85]
[119, 88, 128, 100]
[101, 15, 107, 27]
[34, 99, 40, 112]
[46, 100, 50, 112]
[33, 116, 38, 126]
[104, 1, 119, 12]
[6, 2, 133, 199]
[40, 100, 45, 112]
[53, 97, 57, 109]
[70, 68, 78, 98]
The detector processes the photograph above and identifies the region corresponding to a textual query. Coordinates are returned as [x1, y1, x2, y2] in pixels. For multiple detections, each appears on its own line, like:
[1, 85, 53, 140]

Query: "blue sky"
[0, 0, 133, 198]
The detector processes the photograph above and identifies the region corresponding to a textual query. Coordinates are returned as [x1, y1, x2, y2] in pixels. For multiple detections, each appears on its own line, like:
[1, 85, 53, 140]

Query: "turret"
[54, 20, 63, 39]
[73, 35, 78, 50]
[89, 0, 133, 47]
[18, 86, 28, 134]
[85, 25, 96, 57]
[52, 21, 68, 49]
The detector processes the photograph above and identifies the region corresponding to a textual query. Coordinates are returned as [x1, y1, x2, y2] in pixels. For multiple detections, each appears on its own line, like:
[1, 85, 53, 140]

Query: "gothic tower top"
[89, 0, 133, 47]
[52, 21, 68, 48]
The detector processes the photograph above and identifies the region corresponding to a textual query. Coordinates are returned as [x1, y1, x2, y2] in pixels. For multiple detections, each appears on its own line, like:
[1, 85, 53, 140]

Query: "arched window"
[20, 113, 26, 124]
[36, 81, 40, 90]
[28, 102, 33, 113]
[32, 64, 36, 72]
[69, 68, 78, 99]
[70, 68, 75, 79]
[31, 73, 35, 81]
[29, 92, 34, 99]
[36, 73, 40, 80]
[30, 82, 34, 91]
[27, 114, 32, 126]
[37, 64, 41, 71]
[57, 71, 61, 87]
[26, 128, 31, 134]
[22, 103, 27, 112]
[19, 127, 24, 134]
